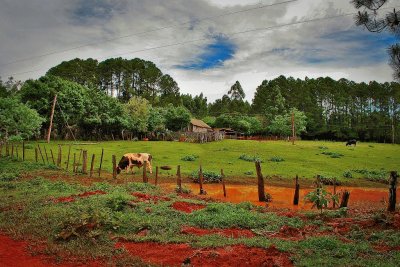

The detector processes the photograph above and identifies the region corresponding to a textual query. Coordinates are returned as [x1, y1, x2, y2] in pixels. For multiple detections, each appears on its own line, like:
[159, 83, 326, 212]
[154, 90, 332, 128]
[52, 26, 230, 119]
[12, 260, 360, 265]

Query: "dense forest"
[1, 57, 399, 143]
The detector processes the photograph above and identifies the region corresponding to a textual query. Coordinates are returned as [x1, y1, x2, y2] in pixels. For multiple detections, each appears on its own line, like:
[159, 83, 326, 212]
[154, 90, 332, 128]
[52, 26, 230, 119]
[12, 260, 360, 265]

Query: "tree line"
[1, 57, 399, 143]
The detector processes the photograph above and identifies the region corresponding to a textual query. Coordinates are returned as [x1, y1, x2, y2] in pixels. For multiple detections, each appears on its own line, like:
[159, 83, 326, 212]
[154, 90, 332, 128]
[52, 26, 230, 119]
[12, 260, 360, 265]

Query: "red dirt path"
[0, 234, 102, 267]
[172, 201, 206, 213]
[54, 190, 106, 203]
[131, 192, 170, 202]
[181, 226, 255, 238]
[117, 242, 293, 267]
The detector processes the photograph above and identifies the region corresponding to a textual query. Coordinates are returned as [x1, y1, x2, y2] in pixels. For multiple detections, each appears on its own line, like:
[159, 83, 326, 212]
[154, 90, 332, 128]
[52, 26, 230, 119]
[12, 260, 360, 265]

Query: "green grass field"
[16, 139, 399, 182]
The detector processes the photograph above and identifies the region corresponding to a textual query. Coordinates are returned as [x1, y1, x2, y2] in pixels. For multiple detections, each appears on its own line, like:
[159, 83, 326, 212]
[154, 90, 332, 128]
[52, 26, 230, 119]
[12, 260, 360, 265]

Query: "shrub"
[270, 156, 284, 162]
[321, 151, 344, 158]
[318, 176, 341, 186]
[181, 154, 199, 161]
[244, 171, 253, 175]
[343, 171, 353, 178]
[318, 146, 328, 150]
[190, 170, 222, 183]
[239, 154, 263, 162]
[305, 187, 339, 214]
[0, 172, 19, 182]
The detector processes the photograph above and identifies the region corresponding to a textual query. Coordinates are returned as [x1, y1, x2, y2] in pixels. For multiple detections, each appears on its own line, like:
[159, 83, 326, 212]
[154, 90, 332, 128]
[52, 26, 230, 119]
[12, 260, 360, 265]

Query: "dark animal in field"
[116, 153, 153, 174]
[346, 139, 357, 146]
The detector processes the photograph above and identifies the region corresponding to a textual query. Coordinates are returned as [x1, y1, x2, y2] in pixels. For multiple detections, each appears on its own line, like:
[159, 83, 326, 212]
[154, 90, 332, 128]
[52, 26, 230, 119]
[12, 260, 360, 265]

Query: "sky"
[0, 0, 398, 102]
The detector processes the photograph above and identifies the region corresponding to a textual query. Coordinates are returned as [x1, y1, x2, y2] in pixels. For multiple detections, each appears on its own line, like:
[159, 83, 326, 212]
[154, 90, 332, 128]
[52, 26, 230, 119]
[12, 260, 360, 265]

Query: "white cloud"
[0, 0, 396, 102]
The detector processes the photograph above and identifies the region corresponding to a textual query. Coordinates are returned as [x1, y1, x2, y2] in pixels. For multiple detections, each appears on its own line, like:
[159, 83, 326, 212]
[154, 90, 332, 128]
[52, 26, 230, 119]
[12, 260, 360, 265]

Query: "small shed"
[188, 119, 212, 133]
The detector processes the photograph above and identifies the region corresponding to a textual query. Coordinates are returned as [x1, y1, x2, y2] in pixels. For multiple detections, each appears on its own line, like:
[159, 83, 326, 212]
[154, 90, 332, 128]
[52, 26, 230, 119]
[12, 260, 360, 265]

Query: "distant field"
[18, 139, 399, 181]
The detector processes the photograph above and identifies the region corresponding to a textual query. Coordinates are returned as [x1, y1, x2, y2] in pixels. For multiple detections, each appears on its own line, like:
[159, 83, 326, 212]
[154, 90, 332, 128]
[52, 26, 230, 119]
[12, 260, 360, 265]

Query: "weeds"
[238, 154, 263, 163]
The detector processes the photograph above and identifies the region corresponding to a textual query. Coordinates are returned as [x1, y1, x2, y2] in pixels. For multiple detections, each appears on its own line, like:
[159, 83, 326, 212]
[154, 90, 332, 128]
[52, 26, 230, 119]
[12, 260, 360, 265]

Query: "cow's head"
[116, 156, 130, 174]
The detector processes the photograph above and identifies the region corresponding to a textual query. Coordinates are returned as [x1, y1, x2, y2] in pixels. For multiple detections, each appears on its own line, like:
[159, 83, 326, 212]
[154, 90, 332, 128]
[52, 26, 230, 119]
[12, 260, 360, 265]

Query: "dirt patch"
[172, 201, 206, 213]
[54, 190, 106, 203]
[0, 233, 102, 267]
[181, 226, 255, 238]
[117, 242, 292, 267]
[131, 192, 170, 203]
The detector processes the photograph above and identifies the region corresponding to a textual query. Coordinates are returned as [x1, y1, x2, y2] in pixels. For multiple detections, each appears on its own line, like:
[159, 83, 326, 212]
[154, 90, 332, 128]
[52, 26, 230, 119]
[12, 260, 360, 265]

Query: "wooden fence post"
[50, 149, 55, 165]
[143, 161, 148, 183]
[255, 161, 266, 202]
[199, 165, 205, 195]
[37, 145, 45, 164]
[221, 169, 227, 197]
[77, 149, 82, 172]
[293, 175, 300, 205]
[35, 147, 38, 162]
[112, 155, 117, 180]
[388, 171, 398, 212]
[82, 150, 88, 174]
[98, 148, 104, 177]
[11, 144, 14, 158]
[66, 145, 71, 171]
[90, 154, 95, 177]
[177, 165, 182, 193]
[16, 145, 19, 160]
[57, 145, 62, 168]
[155, 166, 159, 185]
[0, 143, 3, 157]
[6, 143, 9, 157]
[73, 153, 76, 173]
[22, 141, 25, 161]
[340, 190, 350, 208]
[43, 146, 49, 164]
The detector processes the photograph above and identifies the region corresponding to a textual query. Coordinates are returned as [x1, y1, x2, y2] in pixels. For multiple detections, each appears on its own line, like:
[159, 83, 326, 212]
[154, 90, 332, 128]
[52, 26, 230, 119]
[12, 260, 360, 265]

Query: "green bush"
[239, 154, 263, 162]
[0, 172, 19, 182]
[190, 170, 222, 183]
[270, 156, 284, 162]
[343, 171, 353, 178]
[181, 154, 199, 161]
[321, 151, 344, 158]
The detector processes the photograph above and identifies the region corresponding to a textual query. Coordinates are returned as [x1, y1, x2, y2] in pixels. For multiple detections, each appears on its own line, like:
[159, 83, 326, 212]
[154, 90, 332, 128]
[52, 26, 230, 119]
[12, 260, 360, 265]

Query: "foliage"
[190, 170, 222, 183]
[124, 96, 151, 133]
[343, 171, 353, 178]
[321, 151, 344, 158]
[270, 156, 285, 162]
[181, 154, 199, 161]
[268, 108, 307, 136]
[228, 81, 245, 100]
[239, 154, 263, 162]
[305, 187, 339, 213]
[164, 104, 191, 131]
[0, 97, 44, 141]
[215, 114, 261, 135]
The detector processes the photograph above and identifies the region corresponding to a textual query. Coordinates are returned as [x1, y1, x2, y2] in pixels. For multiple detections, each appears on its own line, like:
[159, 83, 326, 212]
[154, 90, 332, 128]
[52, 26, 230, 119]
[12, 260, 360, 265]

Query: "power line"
[3, 5, 399, 78]
[0, 0, 297, 67]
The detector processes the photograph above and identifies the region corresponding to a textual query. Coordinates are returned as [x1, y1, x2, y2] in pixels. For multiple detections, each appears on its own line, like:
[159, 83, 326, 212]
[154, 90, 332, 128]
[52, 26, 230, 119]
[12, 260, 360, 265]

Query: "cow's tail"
[148, 154, 152, 162]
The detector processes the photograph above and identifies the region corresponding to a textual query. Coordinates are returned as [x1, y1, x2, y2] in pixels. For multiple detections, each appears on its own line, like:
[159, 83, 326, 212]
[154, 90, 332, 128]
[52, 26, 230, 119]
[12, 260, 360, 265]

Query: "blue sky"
[0, 0, 397, 101]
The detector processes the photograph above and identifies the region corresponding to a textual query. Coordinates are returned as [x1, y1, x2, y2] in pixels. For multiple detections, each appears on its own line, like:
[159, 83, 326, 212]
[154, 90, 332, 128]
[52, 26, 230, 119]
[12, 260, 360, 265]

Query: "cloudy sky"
[0, 0, 398, 102]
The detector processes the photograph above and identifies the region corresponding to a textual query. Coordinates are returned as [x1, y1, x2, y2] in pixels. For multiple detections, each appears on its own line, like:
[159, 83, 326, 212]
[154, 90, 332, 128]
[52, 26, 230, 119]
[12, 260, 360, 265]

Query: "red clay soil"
[117, 242, 293, 267]
[172, 201, 206, 213]
[0, 234, 102, 267]
[181, 226, 255, 238]
[54, 190, 106, 203]
[131, 192, 170, 202]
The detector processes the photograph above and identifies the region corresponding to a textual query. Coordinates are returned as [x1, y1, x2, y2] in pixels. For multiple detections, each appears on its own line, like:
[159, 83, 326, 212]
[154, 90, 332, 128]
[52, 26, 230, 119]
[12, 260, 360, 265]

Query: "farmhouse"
[187, 119, 212, 133]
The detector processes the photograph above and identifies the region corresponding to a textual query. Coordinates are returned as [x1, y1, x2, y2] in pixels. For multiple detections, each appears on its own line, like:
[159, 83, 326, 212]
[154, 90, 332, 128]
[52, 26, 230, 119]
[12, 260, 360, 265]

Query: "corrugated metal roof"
[190, 118, 211, 129]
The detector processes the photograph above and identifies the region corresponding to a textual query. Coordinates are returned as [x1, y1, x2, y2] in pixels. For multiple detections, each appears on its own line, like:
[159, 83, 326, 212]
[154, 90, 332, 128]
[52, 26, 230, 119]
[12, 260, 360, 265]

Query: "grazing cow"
[346, 139, 357, 146]
[116, 153, 153, 174]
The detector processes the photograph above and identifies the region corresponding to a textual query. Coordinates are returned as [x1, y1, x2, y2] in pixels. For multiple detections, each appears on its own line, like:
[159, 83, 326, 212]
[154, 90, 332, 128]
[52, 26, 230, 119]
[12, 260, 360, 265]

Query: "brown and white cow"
[116, 153, 153, 174]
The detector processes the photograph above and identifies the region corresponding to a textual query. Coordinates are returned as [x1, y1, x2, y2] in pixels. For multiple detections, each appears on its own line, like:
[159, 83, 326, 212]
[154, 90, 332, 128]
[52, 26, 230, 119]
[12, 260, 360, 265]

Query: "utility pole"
[291, 111, 295, 145]
[47, 94, 57, 143]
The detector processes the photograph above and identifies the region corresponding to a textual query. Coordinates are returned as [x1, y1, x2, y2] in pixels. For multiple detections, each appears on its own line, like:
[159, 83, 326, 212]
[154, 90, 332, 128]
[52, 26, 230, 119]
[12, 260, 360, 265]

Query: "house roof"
[190, 118, 211, 129]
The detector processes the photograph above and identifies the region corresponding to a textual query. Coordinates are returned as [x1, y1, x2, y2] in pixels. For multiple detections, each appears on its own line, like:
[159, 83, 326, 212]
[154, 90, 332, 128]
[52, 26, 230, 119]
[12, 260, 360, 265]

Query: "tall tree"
[228, 81, 245, 100]
[352, 0, 400, 80]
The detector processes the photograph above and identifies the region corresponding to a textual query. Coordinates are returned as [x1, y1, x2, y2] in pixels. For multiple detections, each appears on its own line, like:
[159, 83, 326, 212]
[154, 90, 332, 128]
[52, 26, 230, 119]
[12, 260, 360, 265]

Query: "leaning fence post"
[388, 171, 398, 212]
[73, 153, 77, 173]
[199, 165, 205, 195]
[155, 166, 159, 185]
[35, 147, 38, 162]
[90, 154, 95, 177]
[37, 145, 45, 164]
[221, 169, 227, 197]
[112, 155, 117, 179]
[177, 165, 182, 193]
[82, 150, 88, 174]
[77, 149, 82, 172]
[50, 149, 55, 165]
[255, 161, 266, 201]
[293, 175, 300, 205]
[44, 146, 49, 164]
[340, 190, 350, 208]
[98, 148, 104, 177]
[57, 145, 62, 168]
